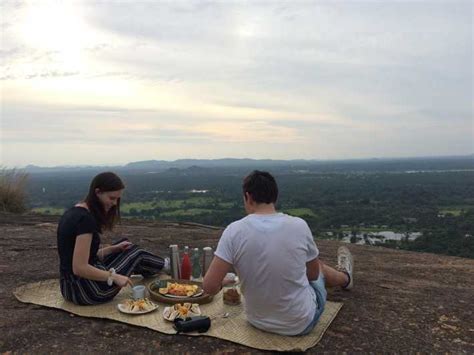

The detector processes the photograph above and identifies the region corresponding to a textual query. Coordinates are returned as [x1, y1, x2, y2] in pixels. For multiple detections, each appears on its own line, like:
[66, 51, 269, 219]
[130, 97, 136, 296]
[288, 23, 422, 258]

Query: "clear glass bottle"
[191, 248, 202, 280]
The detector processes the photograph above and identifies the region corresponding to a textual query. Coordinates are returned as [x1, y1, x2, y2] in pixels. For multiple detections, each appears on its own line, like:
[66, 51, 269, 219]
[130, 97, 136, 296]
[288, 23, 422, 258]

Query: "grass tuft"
[0, 167, 29, 213]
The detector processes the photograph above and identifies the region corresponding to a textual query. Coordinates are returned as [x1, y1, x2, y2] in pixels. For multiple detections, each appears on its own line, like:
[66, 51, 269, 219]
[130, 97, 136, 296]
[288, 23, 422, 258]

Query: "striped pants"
[60, 241, 164, 305]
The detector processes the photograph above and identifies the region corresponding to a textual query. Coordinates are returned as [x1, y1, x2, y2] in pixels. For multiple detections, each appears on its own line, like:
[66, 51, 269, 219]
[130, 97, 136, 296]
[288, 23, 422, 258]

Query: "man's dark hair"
[242, 170, 278, 204]
[84, 172, 125, 231]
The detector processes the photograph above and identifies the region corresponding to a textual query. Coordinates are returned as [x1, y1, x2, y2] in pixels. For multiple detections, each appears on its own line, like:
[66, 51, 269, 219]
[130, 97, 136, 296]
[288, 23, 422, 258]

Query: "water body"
[404, 169, 474, 173]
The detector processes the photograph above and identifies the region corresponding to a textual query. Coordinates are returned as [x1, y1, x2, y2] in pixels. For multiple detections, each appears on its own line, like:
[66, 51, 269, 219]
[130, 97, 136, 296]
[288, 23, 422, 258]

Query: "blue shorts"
[297, 273, 327, 336]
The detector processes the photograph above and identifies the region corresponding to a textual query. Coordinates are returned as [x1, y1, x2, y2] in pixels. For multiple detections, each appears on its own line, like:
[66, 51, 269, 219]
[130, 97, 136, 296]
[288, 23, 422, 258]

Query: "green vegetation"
[25, 162, 474, 259]
[161, 208, 214, 217]
[284, 208, 317, 217]
[438, 206, 471, 217]
[439, 209, 462, 216]
[121, 201, 155, 213]
[31, 207, 65, 215]
[218, 202, 235, 208]
[121, 197, 218, 213]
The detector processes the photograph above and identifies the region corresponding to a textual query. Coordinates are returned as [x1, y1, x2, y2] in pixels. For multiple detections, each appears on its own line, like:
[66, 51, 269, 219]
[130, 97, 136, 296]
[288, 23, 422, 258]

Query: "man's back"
[215, 212, 319, 335]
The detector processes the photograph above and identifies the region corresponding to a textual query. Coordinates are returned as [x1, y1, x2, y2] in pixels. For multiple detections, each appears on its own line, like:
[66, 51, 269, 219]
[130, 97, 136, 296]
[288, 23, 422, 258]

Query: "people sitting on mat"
[57, 172, 169, 305]
[203, 170, 354, 336]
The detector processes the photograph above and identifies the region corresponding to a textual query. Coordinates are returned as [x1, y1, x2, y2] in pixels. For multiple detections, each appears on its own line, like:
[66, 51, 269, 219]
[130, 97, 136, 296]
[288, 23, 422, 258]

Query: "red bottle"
[180, 246, 192, 280]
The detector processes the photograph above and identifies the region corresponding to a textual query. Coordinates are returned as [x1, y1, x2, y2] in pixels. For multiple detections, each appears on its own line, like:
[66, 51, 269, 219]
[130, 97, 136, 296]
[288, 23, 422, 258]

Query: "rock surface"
[1, 213, 473, 353]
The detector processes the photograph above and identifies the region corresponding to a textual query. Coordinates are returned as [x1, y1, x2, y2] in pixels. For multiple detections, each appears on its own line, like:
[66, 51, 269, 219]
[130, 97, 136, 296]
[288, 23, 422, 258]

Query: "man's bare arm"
[306, 257, 320, 281]
[202, 256, 233, 295]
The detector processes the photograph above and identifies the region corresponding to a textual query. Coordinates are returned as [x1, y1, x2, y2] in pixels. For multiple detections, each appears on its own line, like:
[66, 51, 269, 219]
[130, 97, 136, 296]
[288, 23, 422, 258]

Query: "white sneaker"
[337, 246, 354, 290]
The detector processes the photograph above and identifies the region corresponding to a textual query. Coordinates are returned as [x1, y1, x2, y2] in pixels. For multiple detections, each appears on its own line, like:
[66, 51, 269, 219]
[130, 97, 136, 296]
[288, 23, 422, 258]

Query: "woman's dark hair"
[242, 170, 278, 204]
[84, 172, 125, 231]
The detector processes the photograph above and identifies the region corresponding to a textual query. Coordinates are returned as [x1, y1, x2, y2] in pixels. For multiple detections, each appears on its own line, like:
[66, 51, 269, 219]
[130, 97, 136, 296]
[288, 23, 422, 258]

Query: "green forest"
[27, 160, 474, 259]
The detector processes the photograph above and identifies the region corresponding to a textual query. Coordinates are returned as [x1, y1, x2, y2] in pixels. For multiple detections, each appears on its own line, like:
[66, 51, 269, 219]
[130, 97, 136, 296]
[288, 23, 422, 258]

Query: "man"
[203, 170, 353, 336]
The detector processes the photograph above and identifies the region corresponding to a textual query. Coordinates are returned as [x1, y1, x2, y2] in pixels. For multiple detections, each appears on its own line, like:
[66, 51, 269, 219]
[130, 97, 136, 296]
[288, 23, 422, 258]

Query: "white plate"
[162, 304, 202, 321]
[117, 301, 159, 315]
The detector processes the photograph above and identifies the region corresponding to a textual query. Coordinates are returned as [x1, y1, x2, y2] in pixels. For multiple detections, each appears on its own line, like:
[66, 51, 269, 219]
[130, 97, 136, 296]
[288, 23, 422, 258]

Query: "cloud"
[0, 0, 472, 166]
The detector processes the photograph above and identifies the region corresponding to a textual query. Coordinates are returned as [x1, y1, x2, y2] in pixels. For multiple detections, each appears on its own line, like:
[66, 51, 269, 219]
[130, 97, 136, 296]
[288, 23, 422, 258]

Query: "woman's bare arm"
[73, 234, 131, 287]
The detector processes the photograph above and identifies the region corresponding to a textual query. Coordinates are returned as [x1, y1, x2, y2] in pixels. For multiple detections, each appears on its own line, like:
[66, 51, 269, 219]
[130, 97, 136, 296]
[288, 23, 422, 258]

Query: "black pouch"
[173, 316, 211, 334]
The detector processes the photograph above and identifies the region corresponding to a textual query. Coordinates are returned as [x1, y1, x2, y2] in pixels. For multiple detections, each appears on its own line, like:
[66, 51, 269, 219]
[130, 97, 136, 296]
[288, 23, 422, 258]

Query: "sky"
[1, 0, 473, 167]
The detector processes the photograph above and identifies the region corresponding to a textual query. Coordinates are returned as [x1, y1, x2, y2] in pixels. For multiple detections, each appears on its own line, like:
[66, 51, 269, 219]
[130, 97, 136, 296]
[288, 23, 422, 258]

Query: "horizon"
[12, 153, 474, 169]
[1, 1, 473, 167]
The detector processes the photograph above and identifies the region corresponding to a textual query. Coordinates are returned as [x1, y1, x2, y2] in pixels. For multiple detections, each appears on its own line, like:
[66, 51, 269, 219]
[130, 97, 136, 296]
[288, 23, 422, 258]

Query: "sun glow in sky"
[1, 1, 472, 167]
[19, 2, 85, 63]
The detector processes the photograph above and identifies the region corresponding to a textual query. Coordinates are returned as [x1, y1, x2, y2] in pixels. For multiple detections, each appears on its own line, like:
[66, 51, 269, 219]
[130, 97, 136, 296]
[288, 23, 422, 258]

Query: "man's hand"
[222, 273, 237, 286]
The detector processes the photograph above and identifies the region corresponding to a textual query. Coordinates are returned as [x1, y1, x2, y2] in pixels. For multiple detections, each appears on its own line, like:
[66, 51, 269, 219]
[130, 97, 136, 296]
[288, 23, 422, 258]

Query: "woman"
[57, 172, 168, 305]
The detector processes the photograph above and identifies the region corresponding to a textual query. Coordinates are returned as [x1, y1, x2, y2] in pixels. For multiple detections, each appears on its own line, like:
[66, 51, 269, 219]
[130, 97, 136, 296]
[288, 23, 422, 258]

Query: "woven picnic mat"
[14, 279, 342, 352]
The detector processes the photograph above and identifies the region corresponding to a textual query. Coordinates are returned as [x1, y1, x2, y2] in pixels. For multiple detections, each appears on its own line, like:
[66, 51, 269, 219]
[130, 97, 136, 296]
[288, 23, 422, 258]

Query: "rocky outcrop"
[1, 213, 473, 353]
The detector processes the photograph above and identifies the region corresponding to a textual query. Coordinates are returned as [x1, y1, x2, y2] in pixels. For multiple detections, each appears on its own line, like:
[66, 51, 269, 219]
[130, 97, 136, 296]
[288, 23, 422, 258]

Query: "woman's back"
[57, 206, 100, 276]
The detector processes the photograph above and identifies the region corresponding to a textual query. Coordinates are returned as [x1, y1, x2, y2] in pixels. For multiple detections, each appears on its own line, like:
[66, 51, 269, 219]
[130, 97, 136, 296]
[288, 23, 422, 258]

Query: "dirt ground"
[1, 213, 473, 353]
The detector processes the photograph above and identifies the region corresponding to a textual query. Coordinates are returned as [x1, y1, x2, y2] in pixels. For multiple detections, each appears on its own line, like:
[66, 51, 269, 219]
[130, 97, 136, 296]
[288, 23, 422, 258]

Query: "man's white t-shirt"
[215, 212, 319, 335]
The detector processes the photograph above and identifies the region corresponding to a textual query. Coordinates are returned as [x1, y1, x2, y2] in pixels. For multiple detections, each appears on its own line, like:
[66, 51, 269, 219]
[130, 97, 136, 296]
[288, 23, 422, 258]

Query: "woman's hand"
[112, 273, 132, 288]
[114, 241, 133, 252]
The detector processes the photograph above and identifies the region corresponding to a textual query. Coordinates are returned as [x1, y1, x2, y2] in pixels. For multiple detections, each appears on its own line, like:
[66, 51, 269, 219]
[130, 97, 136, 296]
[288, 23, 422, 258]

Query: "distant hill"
[22, 155, 474, 174]
[124, 158, 313, 171]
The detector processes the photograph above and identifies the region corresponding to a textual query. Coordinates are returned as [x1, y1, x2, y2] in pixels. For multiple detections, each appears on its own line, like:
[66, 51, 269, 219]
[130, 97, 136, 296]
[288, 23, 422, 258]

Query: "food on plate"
[158, 282, 199, 297]
[175, 303, 189, 317]
[223, 288, 241, 305]
[162, 303, 201, 321]
[123, 298, 156, 313]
